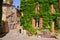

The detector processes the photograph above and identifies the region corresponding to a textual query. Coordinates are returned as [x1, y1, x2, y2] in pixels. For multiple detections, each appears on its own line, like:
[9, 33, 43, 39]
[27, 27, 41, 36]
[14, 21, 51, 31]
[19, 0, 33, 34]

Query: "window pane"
[10, 24, 15, 29]
[10, 16, 14, 21]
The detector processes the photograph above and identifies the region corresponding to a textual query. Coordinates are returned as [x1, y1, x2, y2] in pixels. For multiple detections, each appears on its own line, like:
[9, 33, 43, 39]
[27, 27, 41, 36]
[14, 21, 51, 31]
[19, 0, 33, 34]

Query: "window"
[10, 24, 15, 29]
[32, 18, 43, 28]
[35, 19, 39, 27]
[11, 7, 15, 12]
[32, 18, 39, 27]
[10, 16, 14, 21]
[51, 4, 55, 13]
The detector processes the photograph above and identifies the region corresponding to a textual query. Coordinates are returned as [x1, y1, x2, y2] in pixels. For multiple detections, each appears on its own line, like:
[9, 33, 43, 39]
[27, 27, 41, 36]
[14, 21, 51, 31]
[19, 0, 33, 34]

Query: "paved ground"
[0, 29, 60, 40]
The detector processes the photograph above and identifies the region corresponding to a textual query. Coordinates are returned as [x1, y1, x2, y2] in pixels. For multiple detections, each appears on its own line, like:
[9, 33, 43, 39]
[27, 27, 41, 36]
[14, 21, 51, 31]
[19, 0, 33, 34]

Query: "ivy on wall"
[20, 0, 60, 34]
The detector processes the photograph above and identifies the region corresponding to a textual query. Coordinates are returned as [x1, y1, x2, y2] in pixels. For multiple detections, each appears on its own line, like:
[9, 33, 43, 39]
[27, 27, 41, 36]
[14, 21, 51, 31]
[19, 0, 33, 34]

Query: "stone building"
[2, 3, 20, 33]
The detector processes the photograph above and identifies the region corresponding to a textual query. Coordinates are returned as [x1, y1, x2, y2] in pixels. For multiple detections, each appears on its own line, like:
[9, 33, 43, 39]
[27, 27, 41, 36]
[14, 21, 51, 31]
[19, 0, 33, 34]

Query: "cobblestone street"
[0, 29, 60, 40]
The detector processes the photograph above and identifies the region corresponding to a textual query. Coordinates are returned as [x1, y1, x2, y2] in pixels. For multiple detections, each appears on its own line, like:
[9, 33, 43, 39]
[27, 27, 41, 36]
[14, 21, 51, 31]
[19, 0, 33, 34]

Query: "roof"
[2, 3, 20, 11]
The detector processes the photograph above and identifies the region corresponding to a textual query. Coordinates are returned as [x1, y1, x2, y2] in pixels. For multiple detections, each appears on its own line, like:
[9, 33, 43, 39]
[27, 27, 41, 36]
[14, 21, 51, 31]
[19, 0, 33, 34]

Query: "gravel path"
[0, 29, 60, 40]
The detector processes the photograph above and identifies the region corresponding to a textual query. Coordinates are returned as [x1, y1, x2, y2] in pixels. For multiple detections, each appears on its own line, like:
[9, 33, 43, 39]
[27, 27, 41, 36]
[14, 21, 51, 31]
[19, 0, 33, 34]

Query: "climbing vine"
[20, 0, 60, 34]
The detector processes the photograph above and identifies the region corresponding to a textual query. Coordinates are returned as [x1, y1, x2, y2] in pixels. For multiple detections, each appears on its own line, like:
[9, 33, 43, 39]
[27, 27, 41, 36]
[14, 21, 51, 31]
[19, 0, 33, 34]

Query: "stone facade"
[32, 18, 35, 27]
[2, 3, 20, 32]
[39, 18, 43, 28]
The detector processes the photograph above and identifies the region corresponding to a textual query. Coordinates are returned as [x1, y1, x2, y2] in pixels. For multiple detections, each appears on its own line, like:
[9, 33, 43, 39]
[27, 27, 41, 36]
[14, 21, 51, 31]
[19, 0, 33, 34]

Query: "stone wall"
[39, 18, 43, 28]
[32, 18, 35, 27]
[2, 4, 20, 32]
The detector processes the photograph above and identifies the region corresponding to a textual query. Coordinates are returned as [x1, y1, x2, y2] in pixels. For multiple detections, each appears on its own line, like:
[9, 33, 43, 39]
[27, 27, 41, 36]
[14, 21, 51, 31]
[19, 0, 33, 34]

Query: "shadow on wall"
[0, 21, 9, 38]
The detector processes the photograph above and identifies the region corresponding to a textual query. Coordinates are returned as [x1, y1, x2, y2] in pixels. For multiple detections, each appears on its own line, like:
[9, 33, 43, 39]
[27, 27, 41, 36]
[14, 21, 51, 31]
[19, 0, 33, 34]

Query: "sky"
[13, 0, 20, 8]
